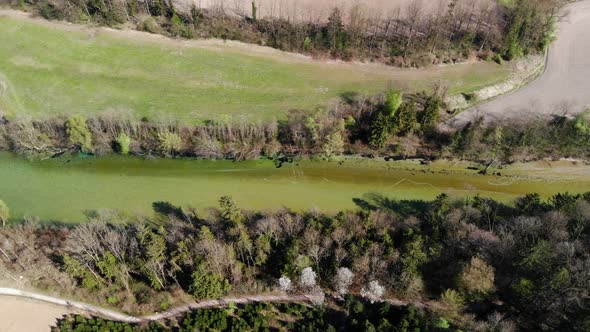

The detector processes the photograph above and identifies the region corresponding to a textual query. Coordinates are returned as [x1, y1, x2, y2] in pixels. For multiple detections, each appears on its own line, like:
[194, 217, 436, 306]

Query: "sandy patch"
[0, 296, 75, 332]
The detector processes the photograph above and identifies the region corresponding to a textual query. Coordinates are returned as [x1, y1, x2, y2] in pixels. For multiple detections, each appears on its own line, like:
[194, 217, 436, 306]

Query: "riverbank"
[1, 152, 589, 222]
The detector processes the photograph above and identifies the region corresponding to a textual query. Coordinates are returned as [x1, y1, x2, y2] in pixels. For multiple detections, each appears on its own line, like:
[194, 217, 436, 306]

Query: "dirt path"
[447, 0, 590, 128]
[0, 287, 427, 329]
[0, 287, 321, 326]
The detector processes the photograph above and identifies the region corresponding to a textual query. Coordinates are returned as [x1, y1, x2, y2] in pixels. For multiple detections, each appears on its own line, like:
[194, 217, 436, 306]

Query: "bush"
[38, 1, 64, 20]
[140, 16, 161, 34]
[157, 130, 182, 155]
[115, 133, 131, 155]
[0, 200, 9, 227]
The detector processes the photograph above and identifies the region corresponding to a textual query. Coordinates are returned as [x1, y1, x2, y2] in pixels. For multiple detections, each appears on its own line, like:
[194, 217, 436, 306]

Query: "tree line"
[1, 191, 590, 330]
[8, 0, 561, 66]
[1, 88, 589, 163]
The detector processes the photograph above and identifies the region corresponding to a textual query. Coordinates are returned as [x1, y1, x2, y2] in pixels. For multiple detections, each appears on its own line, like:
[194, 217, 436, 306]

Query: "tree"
[251, 1, 257, 21]
[322, 120, 345, 158]
[438, 289, 464, 321]
[219, 196, 244, 226]
[326, 8, 345, 51]
[299, 267, 317, 289]
[66, 115, 93, 153]
[361, 280, 385, 303]
[190, 263, 231, 299]
[369, 112, 390, 148]
[421, 97, 441, 129]
[279, 276, 292, 292]
[0, 200, 9, 227]
[335, 267, 354, 296]
[139, 227, 168, 290]
[393, 102, 417, 135]
[458, 256, 495, 300]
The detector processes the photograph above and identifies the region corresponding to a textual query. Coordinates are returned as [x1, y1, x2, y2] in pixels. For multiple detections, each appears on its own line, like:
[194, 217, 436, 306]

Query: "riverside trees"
[2, 92, 589, 161]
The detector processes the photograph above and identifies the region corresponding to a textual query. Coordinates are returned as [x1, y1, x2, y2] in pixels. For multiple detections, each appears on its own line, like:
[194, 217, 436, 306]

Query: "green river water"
[1, 152, 588, 222]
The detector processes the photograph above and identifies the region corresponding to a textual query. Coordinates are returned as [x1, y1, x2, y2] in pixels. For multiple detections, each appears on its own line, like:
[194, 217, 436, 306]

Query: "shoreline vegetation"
[1, 88, 589, 164]
[3, 0, 559, 68]
[0, 192, 588, 330]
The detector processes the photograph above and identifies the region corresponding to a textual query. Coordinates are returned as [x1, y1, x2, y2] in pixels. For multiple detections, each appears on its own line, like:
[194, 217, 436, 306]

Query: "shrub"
[0, 200, 9, 227]
[115, 133, 131, 155]
[38, 1, 64, 20]
[140, 16, 161, 34]
[573, 112, 590, 135]
[66, 115, 93, 153]
[384, 89, 403, 117]
[157, 130, 182, 155]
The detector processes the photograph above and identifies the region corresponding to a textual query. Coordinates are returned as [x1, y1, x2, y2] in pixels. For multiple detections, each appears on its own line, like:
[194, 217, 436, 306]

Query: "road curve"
[447, 0, 590, 128]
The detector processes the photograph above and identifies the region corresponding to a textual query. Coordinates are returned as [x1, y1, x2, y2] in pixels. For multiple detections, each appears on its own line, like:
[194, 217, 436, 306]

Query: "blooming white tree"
[335, 267, 354, 296]
[361, 280, 385, 303]
[299, 267, 317, 289]
[278, 276, 292, 292]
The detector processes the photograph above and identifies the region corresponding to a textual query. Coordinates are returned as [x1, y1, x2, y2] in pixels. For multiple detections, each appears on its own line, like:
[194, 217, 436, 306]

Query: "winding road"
[448, 0, 590, 127]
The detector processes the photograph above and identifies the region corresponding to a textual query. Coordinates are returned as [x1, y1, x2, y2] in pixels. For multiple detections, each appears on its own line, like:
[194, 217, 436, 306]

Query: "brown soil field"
[178, 0, 498, 22]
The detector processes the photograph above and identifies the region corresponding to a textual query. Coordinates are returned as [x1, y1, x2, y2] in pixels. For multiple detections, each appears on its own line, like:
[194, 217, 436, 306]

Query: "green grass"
[0, 16, 510, 123]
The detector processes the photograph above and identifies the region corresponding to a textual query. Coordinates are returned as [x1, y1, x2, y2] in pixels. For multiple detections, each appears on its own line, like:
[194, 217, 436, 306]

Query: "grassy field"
[0, 13, 511, 123]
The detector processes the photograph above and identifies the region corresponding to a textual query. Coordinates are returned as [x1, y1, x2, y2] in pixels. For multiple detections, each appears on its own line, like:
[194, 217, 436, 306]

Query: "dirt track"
[0, 286, 427, 330]
[447, 0, 590, 127]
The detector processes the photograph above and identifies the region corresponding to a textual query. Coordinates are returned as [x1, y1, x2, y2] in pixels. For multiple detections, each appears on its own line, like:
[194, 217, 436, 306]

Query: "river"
[0, 152, 588, 222]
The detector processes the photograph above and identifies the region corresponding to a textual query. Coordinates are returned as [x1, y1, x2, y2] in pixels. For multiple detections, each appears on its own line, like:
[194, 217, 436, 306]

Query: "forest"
[1, 192, 589, 330]
[3, 0, 561, 67]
